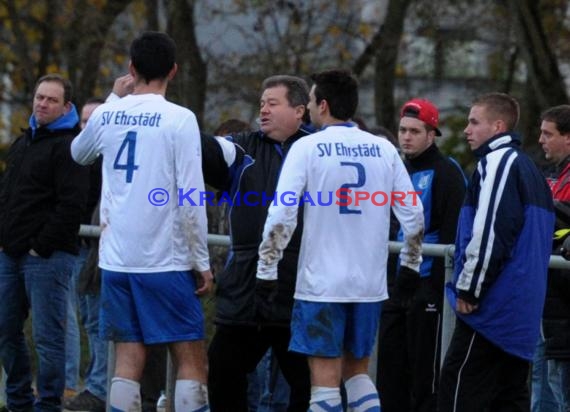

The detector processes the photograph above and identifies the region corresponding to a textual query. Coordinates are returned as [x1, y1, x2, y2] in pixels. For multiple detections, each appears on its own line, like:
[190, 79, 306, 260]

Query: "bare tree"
[166, 0, 207, 126]
[65, 0, 134, 106]
[371, 0, 412, 134]
[509, 0, 568, 109]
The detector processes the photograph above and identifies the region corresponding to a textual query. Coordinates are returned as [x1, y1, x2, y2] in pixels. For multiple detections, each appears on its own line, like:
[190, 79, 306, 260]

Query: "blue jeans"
[248, 349, 290, 412]
[65, 250, 86, 391]
[548, 359, 570, 412]
[78, 292, 108, 400]
[532, 333, 561, 412]
[0, 250, 75, 412]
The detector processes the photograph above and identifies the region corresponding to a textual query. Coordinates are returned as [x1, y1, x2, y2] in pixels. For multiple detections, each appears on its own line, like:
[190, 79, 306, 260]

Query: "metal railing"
[2, 226, 570, 410]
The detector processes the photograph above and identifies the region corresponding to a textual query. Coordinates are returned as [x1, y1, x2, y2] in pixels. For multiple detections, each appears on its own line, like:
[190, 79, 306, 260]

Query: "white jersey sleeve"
[71, 106, 104, 165]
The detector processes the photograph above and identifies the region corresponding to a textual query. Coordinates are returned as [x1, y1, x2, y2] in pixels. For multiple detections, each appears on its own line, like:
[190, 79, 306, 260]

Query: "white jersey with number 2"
[257, 124, 424, 302]
[71, 93, 209, 273]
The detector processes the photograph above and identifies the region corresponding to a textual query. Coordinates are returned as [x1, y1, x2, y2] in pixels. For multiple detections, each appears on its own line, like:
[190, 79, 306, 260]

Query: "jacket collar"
[406, 143, 440, 169]
[555, 155, 570, 175]
[261, 123, 314, 147]
[473, 132, 520, 158]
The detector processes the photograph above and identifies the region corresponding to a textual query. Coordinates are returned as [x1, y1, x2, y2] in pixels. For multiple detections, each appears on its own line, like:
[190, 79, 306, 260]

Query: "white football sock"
[309, 386, 342, 412]
[175, 379, 209, 412]
[345, 374, 381, 412]
[109, 377, 141, 412]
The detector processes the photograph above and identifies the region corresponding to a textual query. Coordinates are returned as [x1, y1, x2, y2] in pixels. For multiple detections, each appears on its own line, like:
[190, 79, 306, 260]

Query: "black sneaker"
[64, 390, 105, 412]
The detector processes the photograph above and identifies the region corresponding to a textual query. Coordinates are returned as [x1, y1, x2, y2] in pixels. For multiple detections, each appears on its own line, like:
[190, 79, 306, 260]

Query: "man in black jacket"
[203, 75, 312, 412]
[0, 74, 89, 412]
[377, 98, 465, 412]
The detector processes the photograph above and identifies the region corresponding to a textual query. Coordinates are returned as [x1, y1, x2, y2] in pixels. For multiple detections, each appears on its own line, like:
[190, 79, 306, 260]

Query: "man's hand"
[112, 74, 135, 97]
[256, 278, 278, 302]
[456, 298, 479, 314]
[391, 266, 420, 309]
[255, 278, 278, 320]
[194, 270, 214, 296]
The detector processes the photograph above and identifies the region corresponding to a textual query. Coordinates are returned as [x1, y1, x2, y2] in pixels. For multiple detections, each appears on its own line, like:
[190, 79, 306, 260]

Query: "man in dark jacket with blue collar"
[438, 92, 555, 411]
[202, 75, 312, 412]
[0, 74, 89, 412]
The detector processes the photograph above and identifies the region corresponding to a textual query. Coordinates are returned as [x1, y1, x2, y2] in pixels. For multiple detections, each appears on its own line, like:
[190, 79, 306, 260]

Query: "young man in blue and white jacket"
[438, 93, 555, 411]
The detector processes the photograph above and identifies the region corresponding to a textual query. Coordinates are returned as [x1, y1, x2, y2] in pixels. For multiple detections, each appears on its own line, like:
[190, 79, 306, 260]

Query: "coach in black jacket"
[0, 74, 89, 412]
[203, 75, 312, 412]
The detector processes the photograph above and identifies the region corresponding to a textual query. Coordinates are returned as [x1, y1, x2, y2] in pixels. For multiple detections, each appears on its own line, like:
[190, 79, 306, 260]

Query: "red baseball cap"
[400, 98, 442, 136]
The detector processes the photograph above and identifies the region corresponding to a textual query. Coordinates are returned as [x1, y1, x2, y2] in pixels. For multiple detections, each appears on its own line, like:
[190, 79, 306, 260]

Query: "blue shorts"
[289, 300, 382, 358]
[100, 270, 205, 344]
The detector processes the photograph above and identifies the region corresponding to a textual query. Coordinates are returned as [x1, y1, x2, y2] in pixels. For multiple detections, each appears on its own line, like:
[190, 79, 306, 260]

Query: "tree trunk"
[373, 0, 412, 135]
[166, 0, 207, 127]
[508, 0, 568, 154]
[65, 0, 134, 106]
[509, 0, 568, 108]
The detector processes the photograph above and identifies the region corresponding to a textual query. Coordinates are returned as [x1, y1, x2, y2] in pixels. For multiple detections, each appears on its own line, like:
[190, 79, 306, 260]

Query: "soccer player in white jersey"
[71, 31, 213, 412]
[257, 69, 424, 412]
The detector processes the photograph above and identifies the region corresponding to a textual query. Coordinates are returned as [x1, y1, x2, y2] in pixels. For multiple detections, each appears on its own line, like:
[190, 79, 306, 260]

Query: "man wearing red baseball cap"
[377, 98, 466, 412]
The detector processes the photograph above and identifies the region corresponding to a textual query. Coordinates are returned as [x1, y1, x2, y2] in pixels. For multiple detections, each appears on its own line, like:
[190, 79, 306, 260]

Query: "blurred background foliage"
[0, 0, 568, 158]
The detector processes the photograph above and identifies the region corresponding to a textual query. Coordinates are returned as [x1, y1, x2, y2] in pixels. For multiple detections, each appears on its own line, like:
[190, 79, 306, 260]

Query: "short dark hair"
[130, 31, 176, 84]
[261, 75, 309, 108]
[310, 69, 358, 121]
[472, 92, 520, 130]
[541, 105, 570, 135]
[34, 74, 73, 103]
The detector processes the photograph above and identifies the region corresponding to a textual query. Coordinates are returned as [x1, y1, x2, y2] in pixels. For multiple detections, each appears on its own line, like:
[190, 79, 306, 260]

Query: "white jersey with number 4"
[257, 124, 424, 302]
[71, 93, 209, 273]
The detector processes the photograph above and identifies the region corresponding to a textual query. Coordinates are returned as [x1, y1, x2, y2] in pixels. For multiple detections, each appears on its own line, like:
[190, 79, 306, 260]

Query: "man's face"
[539, 120, 570, 163]
[464, 105, 496, 151]
[80, 102, 101, 130]
[33, 81, 69, 126]
[398, 117, 434, 158]
[259, 85, 304, 141]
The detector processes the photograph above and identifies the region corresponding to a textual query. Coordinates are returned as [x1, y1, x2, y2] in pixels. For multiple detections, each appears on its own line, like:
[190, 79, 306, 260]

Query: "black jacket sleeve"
[31, 136, 89, 257]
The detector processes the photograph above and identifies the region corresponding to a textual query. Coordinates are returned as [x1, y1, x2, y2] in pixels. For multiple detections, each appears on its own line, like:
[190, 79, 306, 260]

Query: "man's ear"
[167, 63, 178, 81]
[494, 118, 507, 134]
[295, 104, 305, 121]
[63, 101, 72, 114]
[318, 99, 329, 117]
[128, 61, 136, 77]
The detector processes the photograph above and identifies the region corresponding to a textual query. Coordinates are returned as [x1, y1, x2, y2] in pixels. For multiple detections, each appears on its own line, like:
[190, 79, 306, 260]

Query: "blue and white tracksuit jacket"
[445, 132, 555, 361]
